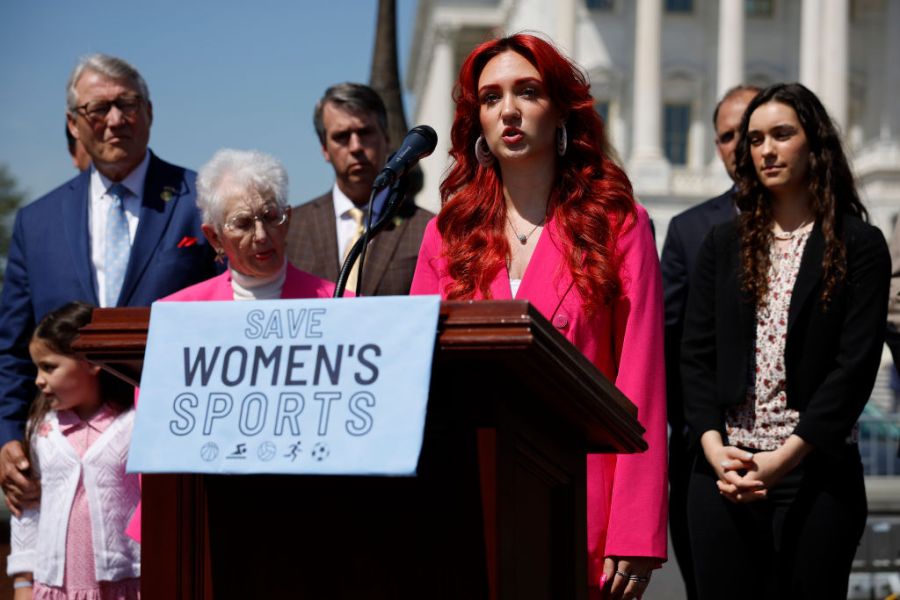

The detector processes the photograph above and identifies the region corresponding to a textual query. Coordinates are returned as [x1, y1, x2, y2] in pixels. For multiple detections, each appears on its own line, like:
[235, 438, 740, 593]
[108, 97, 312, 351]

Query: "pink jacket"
[410, 205, 668, 579]
[159, 263, 337, 301]
[125, 263, 338, 541]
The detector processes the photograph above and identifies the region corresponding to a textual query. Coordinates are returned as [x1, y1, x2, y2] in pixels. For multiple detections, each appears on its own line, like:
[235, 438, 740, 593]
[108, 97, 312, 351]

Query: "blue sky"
[0, 0, 417, 204]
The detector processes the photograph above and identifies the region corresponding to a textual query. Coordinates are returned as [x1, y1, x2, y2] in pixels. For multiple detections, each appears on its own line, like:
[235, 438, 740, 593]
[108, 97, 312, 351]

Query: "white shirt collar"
[90, 150, 151, 200]
[331, 182, 365, 220]
[331, 182, 390, 221]
[331, 182, 392, 261]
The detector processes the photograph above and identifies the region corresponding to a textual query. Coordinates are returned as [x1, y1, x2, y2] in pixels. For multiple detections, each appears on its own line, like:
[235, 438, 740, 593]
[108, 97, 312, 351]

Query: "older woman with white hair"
[165, 148, 337, 301]
[124, 149, 339, 544]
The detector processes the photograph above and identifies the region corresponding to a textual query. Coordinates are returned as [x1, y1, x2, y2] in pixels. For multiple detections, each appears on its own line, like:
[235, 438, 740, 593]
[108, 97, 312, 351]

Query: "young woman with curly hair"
[411, 33, 668, 599]
[681, 82, 889, 599]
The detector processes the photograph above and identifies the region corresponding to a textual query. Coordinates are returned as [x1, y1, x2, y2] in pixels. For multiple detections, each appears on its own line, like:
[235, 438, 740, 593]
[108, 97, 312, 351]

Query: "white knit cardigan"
[7, 409, 141, 585]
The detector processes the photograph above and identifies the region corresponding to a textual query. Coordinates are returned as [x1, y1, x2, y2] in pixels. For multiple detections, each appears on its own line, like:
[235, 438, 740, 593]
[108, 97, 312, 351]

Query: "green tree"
[0, 164, 26, 284]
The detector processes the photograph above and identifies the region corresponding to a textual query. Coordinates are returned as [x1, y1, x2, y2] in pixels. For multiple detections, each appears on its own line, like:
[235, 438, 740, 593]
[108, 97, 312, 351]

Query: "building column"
[416, 25, 456, 213]
[716, 0, 745, 98]
[882, 0, 900, 142]
[820, 0, 849, 130]
[629, 0, 669, 194]
[688, 101, 705, 170]
[557, 0, 576, 57]
[799, 0, 821, 92]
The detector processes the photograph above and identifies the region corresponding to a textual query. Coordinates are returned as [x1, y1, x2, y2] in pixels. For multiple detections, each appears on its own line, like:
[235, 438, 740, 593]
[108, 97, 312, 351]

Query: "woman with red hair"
[411, 34, 667, 599]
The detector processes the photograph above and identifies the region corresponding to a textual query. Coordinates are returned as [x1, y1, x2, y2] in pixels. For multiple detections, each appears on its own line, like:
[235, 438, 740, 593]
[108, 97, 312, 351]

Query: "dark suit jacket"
[660, 189, 737, 431]
[681, 216, 890, 456]
[0, 152, 217, 445]
[285, 191, 433, 296]
[886, 218, 900, 371]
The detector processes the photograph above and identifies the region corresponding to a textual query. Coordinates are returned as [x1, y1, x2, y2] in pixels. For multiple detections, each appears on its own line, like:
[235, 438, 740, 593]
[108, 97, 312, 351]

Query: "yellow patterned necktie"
[344, 207, 366, 292]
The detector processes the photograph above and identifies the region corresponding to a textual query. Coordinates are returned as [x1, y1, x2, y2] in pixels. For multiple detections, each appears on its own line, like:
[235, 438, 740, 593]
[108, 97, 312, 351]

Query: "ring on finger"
[627, 574, 650, 583]
[615, 570, 630, 578]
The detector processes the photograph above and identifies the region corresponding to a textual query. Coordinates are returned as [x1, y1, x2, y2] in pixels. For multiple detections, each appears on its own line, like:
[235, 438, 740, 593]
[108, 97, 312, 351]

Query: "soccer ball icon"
[200, 442, 219, 462]
[257, 442, 277, 461]
[311, 442, 330, 462]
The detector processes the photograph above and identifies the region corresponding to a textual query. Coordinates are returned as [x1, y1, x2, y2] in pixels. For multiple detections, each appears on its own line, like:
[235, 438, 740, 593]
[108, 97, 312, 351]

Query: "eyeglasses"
[224, 205, 288, 233]
[73, 95, 144, 123]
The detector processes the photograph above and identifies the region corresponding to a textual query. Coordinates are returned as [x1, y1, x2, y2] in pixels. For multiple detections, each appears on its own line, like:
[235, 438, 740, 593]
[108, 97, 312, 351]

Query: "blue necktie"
[105, 183, 131, 307]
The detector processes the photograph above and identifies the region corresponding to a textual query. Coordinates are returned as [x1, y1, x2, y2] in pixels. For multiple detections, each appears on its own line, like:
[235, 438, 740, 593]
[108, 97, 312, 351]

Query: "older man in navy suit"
[660, 84, 759, 599]
[0, 54, 216, 513]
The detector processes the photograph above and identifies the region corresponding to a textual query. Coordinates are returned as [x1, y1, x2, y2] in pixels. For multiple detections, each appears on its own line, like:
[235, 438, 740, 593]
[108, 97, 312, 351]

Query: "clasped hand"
[700, 431, 808, 504]
[709, 445, 769, 503]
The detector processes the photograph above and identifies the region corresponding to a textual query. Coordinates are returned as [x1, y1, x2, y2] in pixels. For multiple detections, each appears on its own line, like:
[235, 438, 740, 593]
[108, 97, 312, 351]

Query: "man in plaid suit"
[285, 83, 432, 296]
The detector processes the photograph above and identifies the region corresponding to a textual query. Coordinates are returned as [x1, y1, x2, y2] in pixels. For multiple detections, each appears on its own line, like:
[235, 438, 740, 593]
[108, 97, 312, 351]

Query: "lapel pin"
[160, 186, 177, 202]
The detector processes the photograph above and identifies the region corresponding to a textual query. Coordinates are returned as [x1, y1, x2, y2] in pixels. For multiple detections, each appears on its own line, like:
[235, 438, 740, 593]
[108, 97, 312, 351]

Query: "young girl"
[7, 302, 140, 599]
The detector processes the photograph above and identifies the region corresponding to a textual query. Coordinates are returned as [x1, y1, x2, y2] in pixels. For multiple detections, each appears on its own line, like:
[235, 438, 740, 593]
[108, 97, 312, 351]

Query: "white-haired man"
[0, 54, 217, 515]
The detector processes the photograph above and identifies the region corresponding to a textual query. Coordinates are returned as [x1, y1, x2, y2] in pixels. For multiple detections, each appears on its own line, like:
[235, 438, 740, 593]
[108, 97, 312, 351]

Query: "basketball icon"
[200, 442, 219, 462]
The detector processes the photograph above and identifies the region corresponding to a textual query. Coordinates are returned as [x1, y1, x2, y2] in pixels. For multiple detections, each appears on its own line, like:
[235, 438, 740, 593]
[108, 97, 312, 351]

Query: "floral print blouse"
[725, 227, 811, 450]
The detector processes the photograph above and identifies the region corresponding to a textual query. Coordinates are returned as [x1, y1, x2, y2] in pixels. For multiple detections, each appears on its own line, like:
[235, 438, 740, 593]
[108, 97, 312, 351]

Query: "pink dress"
[33, 406, 140, 600]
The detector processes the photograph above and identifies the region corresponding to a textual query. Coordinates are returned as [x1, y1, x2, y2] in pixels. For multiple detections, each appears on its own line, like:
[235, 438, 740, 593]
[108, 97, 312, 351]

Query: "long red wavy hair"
[437, 34, 636, 313]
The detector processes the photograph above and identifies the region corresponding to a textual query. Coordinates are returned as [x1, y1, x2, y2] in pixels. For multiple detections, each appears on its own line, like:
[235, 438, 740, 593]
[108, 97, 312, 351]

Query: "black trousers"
[687, 446, 867, 600]
[669, 428, 699, 600]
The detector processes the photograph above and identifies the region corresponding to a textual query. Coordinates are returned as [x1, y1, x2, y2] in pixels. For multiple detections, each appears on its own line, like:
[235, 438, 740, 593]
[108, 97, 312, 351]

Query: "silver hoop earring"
[557, 124, 568, 157]
[475, 135, 494, 167]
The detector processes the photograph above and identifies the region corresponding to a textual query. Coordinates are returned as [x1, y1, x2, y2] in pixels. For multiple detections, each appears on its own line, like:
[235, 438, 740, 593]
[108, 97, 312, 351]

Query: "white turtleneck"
[230, 260, 288, 301]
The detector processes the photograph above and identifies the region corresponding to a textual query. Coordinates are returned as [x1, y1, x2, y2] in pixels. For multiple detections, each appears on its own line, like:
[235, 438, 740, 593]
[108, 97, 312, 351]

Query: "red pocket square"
[177, 236, 198, 248]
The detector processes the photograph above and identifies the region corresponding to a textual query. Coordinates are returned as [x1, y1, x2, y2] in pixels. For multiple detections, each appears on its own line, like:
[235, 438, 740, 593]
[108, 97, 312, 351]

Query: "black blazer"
[681, 215, 890, 456]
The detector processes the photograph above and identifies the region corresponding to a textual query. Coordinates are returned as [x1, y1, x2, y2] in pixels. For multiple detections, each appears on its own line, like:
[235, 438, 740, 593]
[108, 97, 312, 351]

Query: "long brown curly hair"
[437, 34, 636, 314]
[733, 83, 867, 307]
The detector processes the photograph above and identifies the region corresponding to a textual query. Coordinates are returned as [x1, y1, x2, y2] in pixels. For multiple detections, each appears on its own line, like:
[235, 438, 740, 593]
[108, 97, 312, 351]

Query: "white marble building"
[407, 0, 900, 244]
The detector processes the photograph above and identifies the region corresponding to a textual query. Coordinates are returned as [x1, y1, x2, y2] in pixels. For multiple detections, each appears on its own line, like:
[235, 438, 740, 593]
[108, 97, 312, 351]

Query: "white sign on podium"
[127, 295, 440, 476]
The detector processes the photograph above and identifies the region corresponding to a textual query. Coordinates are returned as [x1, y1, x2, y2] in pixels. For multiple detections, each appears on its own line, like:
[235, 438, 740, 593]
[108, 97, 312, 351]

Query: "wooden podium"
[75, 301, 646, 600]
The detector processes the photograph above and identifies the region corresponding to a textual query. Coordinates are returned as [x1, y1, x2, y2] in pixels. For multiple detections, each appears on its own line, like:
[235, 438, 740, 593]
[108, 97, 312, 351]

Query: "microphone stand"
[333, 174, 410, 298]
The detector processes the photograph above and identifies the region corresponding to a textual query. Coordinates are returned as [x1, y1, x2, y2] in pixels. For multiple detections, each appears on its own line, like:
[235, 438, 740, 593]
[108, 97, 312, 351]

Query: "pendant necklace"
[773, 219, 813, 241]
[506, 214, 545, 245]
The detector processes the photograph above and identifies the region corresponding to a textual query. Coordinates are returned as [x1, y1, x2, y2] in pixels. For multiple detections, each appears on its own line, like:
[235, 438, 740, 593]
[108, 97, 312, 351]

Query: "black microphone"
[372, 125, 437, 189]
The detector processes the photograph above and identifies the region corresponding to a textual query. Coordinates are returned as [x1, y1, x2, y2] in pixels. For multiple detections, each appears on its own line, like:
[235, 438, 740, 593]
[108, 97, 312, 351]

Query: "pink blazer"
[410, 206, 668, 579]
[125, 263, 339, 541]
[160, 263, 337, 301]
